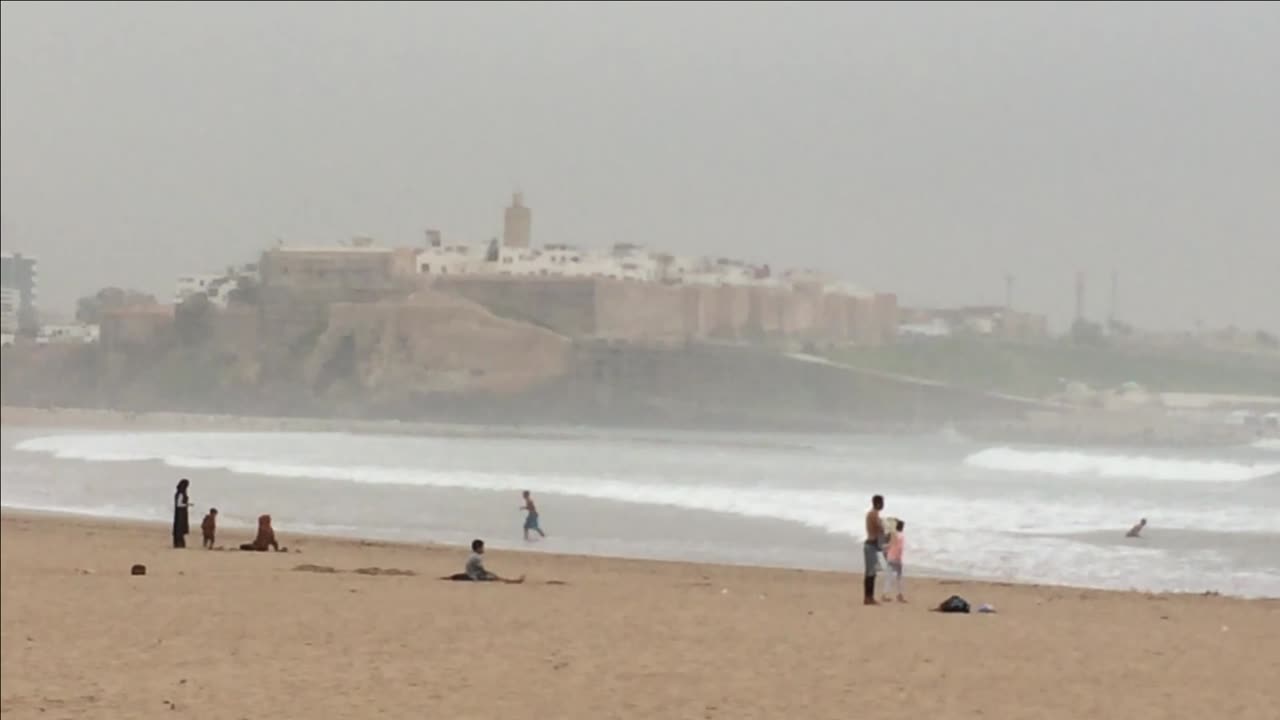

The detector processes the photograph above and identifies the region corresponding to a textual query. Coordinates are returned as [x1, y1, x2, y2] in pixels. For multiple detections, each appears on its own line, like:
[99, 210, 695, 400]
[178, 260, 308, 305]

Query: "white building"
[38, 323, 100, 344]
[606, 244, 661, 281]
[174, 263, 259, 307]
[418, 243, 488, 276]
[409, 208, 868, 294]
[487, 243, 655, 281]
[174, 274, 224, 303]
[676, 257, 769, 287]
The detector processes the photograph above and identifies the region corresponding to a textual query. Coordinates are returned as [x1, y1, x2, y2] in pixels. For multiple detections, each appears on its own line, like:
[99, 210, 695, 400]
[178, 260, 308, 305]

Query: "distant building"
[900, 306, 1048, 340]
[0, 287, 20, 334]
[259, 244, 416, 292]
[38, 323, 100, 345]
[677, 257, 775, 287]
[0, 251, 38, 334]
[418, 243, 485, 277]
[502, 193, 532, 249]
[174, 263, 259, 307]
[484, 243, 663, 281]
[174, 274, 225, 304]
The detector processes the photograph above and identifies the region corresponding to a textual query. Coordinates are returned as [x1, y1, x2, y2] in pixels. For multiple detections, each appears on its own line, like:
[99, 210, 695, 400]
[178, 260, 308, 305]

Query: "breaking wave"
[965, 447, 1280, 483]
[14, 433, 1280, 535]
[1252, 438, 1280, 452]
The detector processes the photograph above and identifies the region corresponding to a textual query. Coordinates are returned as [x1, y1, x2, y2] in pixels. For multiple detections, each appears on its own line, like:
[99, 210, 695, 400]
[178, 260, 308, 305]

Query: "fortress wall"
[435, 277, 598, 337]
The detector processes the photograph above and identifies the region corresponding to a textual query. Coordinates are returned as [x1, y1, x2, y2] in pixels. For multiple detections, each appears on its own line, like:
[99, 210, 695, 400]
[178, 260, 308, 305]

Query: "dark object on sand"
[441, 572, 526, 584]
[353, 567, 416, 577]
[936, 595, 970, 613]
[131, 564, 147, 576]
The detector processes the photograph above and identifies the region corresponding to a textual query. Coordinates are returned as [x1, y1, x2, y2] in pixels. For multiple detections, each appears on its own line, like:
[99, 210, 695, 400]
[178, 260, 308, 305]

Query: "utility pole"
[1074, 271, 1086, 323]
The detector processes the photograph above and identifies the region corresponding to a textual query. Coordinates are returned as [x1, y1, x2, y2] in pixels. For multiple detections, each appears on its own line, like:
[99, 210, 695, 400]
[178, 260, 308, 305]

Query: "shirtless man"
[1126, 518, 1147, 538]
[521, 491, 546, 541]
[864, 494, 886, 606]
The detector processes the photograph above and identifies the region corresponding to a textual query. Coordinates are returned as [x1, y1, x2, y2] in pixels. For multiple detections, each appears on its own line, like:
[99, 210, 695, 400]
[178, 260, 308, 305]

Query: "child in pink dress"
[883, 519, 907, 603]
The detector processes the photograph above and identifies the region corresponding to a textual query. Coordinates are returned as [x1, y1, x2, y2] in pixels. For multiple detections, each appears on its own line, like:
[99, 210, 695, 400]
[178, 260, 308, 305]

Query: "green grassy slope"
[827, 337, 1280, 399]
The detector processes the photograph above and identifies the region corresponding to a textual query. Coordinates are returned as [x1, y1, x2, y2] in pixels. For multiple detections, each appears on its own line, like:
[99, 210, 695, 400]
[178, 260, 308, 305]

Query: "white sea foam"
[1252, 438, 1280, 452]
[965, 447, 1280, 483]
[9, 431, 1280, 596]
[14, 433, 1280, 535]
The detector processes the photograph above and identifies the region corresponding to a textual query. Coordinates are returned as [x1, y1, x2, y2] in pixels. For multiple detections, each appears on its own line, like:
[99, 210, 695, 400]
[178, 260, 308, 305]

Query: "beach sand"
[2, 512, 1278, 719]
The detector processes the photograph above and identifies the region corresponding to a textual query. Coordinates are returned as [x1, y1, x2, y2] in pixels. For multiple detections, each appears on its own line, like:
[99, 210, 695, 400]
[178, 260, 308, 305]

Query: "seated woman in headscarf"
[239, 514, 283, 552]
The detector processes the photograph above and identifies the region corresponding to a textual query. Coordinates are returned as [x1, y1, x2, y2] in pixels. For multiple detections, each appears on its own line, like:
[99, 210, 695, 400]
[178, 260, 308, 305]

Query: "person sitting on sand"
[201, 508, 218, 549]
[521, 491, 546, 541]
[444, 539, 524, 583]
[1127, 518, 1147, 538]
[239, 514, 284, 552]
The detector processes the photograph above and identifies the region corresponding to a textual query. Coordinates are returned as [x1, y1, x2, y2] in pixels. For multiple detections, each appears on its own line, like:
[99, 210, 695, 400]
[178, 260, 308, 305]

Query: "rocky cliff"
[304, 289, 571, 398]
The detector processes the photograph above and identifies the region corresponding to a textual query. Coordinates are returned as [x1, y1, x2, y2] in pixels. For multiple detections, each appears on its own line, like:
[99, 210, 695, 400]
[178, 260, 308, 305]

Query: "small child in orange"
[201, 508, 218, 549]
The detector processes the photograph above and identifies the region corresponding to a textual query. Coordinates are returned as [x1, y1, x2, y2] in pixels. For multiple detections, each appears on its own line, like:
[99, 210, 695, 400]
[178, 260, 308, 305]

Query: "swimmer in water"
[1126, 518, 1147, 538]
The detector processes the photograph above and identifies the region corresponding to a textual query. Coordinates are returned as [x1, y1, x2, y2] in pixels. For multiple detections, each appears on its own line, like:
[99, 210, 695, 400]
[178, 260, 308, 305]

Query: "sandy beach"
[2, 511, 1278, 719]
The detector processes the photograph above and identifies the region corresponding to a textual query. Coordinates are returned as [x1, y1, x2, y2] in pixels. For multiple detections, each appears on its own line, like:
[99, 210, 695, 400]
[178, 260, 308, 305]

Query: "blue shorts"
[524, 513, 540, 530]
[863, 541, 881, 577]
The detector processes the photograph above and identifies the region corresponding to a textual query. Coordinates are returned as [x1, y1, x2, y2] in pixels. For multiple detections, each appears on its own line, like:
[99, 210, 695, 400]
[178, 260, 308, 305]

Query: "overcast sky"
[2, 1, 1277, 330]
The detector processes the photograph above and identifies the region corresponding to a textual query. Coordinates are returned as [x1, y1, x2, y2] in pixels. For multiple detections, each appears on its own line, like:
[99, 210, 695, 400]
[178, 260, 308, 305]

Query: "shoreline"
[5, 508, 1278, 604]
[3, 510, 1278, 719]
[2, 404, 1265, 449]
[6, 406, 1278, 600]
[2, 508, 1269, 601]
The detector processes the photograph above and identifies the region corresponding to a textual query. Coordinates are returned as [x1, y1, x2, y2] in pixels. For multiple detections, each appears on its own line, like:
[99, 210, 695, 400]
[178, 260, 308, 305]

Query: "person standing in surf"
[172, 479, 192, 548]
[521, 490, 546, 541]
[863, 494, 886, 606]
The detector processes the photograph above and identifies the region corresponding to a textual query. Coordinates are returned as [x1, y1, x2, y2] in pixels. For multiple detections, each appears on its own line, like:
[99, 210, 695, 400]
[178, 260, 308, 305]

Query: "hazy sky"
[2, 1, 1277, 331]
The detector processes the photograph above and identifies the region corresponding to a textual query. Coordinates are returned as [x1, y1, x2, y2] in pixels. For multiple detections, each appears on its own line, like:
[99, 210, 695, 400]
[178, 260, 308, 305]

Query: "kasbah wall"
[436, 277, 897, 347]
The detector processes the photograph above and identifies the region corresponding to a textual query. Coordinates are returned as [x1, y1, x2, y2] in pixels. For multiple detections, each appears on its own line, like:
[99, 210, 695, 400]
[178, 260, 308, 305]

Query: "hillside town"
[3, 194, 1278, 436]
[6, 194, 1054, 349]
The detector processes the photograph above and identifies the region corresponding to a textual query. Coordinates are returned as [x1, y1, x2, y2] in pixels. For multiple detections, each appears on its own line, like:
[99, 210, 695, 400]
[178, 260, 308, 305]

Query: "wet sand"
[2, 511, 1277, 719]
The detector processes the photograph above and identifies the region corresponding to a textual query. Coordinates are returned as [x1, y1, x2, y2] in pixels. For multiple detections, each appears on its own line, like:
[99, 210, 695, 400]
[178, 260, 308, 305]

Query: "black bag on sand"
[938, 595, 971, 613]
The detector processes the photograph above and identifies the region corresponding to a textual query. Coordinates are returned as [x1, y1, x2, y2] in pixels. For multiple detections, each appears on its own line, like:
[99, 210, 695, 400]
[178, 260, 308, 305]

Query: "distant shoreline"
[1, 404, 1261, 449]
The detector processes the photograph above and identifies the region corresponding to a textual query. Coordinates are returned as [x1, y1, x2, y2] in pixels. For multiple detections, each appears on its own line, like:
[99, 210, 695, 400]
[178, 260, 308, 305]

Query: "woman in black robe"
[172, 479, 191, 548]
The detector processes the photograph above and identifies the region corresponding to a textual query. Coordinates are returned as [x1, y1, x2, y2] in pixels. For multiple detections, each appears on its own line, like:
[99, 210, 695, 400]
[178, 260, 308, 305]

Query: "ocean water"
[3, 426, 1278, 597]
